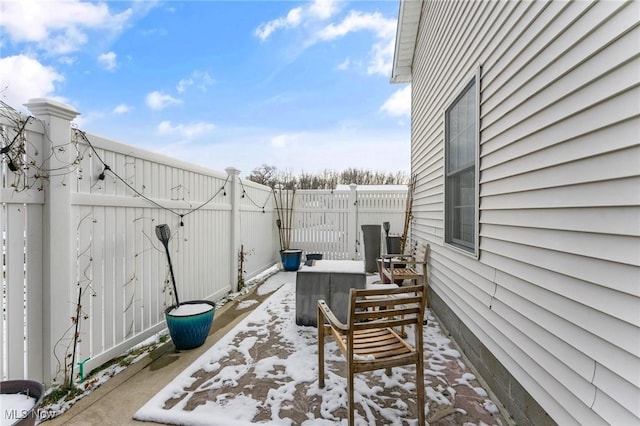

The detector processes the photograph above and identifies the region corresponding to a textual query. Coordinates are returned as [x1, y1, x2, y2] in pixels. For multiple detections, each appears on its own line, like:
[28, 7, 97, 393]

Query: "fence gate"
[291, 186, 407, 260]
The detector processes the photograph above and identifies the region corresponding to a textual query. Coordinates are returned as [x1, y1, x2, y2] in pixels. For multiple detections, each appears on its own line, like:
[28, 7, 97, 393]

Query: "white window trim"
[443, 67, 480, 259]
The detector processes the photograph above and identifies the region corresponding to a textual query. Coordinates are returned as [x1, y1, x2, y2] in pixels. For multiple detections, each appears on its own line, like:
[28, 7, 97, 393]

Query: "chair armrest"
[380, 253, 413, 260]
[392, 259, 421, 266]
[317, 299, 348, 332]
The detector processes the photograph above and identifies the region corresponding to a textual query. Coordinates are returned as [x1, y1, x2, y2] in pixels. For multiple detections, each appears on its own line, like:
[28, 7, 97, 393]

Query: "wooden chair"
[380, 242, 430, 291]
[317, 284, 427, 426]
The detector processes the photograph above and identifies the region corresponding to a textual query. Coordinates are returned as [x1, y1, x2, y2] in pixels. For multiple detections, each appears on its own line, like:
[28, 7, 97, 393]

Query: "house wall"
[408, 1, 640, 425]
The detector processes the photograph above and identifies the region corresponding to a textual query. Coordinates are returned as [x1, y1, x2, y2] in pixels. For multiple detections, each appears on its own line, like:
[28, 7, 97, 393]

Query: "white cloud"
[98, 51, 117, 71]
[256, 4, 397, 77]
[0, 55, 64, 109]
[139, 27, 168, 38]
[380, 85, 411, 118]
[380, 85, 411, 117]
[176, 79, 190, 94]
[71, 110, 103, 129]
[269, 132, 305, 148]
[176, 70, 214, 94]
[58, 56, 77, 65]
[145, 91, 181, 110]
[44, 27, 89, 55]
[113, 104, 131, 114]
[254, 0, 341, 41]
[309, 0, 341, 20]
[368, 39, 396, 76]
[317, 11, 394, 41]
[0, 0, 133, 54]
[157, 120, 214, 139]
[317, 11, 396, 76]
[255, 7, 303, 41]
[336, 58, 351, 71]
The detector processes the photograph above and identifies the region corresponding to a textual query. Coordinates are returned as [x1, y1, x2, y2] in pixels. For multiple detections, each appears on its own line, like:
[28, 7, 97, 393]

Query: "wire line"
[76, 129, 230, 223]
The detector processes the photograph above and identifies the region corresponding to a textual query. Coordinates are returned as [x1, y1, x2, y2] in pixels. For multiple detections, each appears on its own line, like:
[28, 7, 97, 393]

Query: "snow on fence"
[1, 99, 408, 386]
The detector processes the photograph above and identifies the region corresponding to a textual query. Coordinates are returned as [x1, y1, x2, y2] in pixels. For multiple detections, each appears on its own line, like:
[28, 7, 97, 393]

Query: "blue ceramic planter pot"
[280, 249, 303, 271]
[0, 380, 45, 426]
[165, 301, 216, 350]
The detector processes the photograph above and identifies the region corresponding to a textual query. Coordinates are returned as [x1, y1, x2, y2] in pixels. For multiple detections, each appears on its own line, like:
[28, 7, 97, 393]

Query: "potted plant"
[156, 224, 215, 350]
[273, 184, 303, 271]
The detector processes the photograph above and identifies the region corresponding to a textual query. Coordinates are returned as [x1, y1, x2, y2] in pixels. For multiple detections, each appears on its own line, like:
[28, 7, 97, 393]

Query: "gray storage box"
[295, 261, 365, 326]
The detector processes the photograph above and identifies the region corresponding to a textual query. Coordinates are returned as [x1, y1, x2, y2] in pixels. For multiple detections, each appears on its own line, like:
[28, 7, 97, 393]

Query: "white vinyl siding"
[408, 0, 640, 425]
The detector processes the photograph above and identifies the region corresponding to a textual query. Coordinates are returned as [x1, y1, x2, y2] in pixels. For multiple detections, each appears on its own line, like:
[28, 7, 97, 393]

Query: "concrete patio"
[43, 271, 514, 425]
[43, 280, 278, 426]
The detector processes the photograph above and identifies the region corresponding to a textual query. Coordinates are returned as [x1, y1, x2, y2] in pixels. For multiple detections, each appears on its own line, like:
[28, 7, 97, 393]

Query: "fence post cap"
[24, 98, 80, 120]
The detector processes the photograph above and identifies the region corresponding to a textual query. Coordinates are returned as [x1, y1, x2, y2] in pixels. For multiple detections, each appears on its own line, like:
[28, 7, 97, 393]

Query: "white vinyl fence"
[291, 187, 408, 259]
[1, 99, 277, 385]
[1, 98, 408, 386]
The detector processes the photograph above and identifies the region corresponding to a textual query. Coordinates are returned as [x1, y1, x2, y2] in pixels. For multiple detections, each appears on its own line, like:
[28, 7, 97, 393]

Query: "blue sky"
[0, 0, 411, 176]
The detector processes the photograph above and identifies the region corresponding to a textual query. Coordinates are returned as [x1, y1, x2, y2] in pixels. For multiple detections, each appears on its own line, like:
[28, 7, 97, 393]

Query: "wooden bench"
[380, 241, 430, 291]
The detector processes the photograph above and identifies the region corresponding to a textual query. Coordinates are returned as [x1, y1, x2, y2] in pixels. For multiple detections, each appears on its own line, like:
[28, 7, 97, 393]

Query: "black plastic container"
[0, 380, 45, 426]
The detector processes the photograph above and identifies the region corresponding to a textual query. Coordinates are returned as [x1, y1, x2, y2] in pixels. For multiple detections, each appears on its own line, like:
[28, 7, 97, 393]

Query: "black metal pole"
[163, 243, 180, 307]
[156, 224, 180, 307]
[276, 219, 283, 251]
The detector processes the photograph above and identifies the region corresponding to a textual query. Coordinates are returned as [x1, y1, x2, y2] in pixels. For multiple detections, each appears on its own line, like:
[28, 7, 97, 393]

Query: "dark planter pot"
[0, 380, 45, 426]
[306, 253, 323, 261]
[165, 301, 216, 350]
[280, 249, 303, 271]
[304, 253, 323, 266]
[385, 235, 403, 255]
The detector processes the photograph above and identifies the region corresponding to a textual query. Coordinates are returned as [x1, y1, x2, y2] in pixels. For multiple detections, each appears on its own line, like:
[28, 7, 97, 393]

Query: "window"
[445, 72, 478, 254]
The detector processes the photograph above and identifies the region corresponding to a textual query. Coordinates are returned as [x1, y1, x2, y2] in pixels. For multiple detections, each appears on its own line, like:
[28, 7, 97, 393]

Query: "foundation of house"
[429, 290, 558, 426]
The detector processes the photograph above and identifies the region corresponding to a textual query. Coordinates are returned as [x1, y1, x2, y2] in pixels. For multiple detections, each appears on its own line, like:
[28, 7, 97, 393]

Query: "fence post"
[225, 167, 241, 292]
[347, 184, 358, 260]
[25, 98, 80, 385]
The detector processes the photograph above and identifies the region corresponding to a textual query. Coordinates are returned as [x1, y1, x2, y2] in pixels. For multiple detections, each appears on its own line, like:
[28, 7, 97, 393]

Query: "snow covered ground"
[134, 275, 506, 425]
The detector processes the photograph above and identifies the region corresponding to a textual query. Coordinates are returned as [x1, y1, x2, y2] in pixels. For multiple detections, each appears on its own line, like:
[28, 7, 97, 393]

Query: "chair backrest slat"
[356, 295, 422, 310]
[348, 284, 426, 330]
[356, 284, 423, 297]
[353, 316, 420, 331]
[354, 306, 421, 322]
